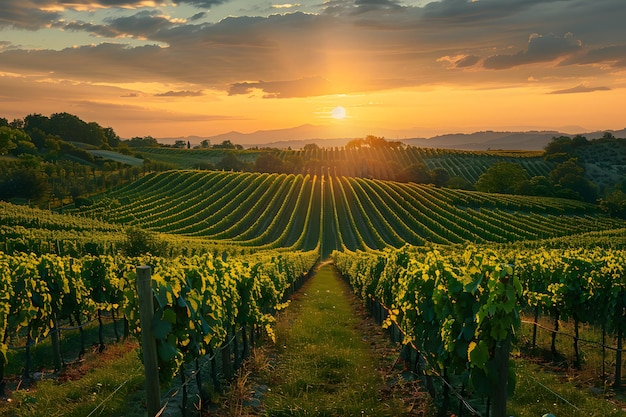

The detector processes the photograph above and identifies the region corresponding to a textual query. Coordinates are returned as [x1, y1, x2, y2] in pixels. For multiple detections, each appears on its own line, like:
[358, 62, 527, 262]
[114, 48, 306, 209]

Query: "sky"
[0, 0, 625, 140]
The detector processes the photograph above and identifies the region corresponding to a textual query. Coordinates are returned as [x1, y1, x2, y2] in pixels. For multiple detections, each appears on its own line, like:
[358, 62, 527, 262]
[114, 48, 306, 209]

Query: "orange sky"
[1, 1, 625, 140]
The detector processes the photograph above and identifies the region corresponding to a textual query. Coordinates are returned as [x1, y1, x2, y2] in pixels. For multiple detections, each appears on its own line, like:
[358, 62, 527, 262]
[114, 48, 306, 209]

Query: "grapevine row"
[20, 169, 616, 256]
[332, 245, 626, 409]
[0, 250, 318, 388]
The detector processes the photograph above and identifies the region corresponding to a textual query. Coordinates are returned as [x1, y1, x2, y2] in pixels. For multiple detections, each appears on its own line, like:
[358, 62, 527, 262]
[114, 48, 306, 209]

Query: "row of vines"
[0, 249, 318, 394]
[332, 245, 626, 415]
[67, 171, 623, 257]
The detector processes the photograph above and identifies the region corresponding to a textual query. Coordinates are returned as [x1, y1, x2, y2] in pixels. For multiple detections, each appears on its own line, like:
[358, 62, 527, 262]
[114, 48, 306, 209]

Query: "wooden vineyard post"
[50, 316, 63, 371]
[615, 328, 623, 390]
[137, 265, 161, 417]
[492, 335, 511, 417]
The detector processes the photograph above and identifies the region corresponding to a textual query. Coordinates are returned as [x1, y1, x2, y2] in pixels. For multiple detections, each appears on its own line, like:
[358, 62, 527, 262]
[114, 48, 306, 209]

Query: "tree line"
[0, 114, 174, 207]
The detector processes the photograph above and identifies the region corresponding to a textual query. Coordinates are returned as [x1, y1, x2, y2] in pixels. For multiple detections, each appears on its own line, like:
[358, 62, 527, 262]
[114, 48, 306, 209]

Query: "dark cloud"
[189, 12, 208, 21]
[0, 41, 15, 51]
[354, 0, 403, 11]
[0, 0, 226, 30]
[455, 55, 481, 68]
[0, 1, 59, 29]
[54, 10, 184, 40]
[55, 21, 119, 38]
[561, 44, 626, 68]
[549, 84, 611, 95]
[420, 0, 548, 22]
[228, 76, 337, 98]
[483, 33, 582, 69]
[105, 10, 179, 38]
[38, 0, 225, 7]
[155, 90, 204, 97]
[172, 0, 226, 7]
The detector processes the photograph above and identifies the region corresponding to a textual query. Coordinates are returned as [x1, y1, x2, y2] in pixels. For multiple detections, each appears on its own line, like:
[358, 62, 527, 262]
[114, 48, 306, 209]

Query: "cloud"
[354, 0, 403, 10]
[420, 0, 547, 22]
[56, 10, 184, 39]
[228, 76, 338, 98]
[454, 55, 481, 68]
[1, 0, 626, 100]
[189, 12, 207, 21]
[0, 1, 59, 29]
[437, 54, 481, 69]
[549, 84, 611, 94]
[0, 0, 226, 30]
[272, 3, 300, 9]
[155, 90, 204, 97]
[560, 44, 626, 68]
[484, 33, 582, 69]
[0, 41, 15, 51]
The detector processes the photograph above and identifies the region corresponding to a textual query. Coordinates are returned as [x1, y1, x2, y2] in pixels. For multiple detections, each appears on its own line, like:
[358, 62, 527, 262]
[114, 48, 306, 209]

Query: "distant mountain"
[156, 126, 626, 151]
[401, 131, 562, 151]
[405, 128, 626, 151]
[203, 124, 417, 148]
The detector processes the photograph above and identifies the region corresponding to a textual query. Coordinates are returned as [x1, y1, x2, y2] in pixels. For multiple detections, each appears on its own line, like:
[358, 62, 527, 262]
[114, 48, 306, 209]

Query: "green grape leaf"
[468, 340, 490, 370]
[152, 311, 173, 339]
[157, 341, 179, 362]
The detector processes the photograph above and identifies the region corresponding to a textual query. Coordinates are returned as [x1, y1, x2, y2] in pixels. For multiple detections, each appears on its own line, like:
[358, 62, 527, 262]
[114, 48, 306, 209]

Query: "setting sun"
[331, 106, 347, 120]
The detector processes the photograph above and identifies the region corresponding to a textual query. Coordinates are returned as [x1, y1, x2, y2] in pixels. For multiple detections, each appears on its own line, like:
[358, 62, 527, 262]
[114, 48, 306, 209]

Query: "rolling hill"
[72, 170, 625, 257]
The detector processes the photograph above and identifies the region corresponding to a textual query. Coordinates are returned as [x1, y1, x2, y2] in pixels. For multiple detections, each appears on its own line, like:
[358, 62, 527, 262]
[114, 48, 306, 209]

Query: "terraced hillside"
[74, 170, 624, 257]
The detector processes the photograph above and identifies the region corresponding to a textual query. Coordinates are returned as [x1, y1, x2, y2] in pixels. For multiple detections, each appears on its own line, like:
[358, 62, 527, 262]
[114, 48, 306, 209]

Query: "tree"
[23, 113, 50, 137]
[0, 127, 18, 155]
[396, 163, 432, 183]
[599, 188, 626, 219]
[199, 139, 211, 148]
[126, 136, 159, 147]
[345, 138, 364, 149]
[0, 168, 50, 203]
[550, 158, 597, 202]
[430, 167, 450, 187]
[120, 227, 169, 257]
[447, 176, 474, 190]
[217, 153, 249, 171]
[527, 176, 553, 196]
[213, 140, 241, 149]
[475, 162, 529, 194]
[254, 153, 285, 173]
[303, 143, 319, 151]
[103, 127, 121, 148]
[544, 135, 574, 155]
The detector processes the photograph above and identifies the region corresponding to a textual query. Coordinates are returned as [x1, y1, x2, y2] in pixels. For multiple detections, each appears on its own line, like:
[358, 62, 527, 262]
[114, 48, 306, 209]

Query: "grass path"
[256, 262, 415, 416]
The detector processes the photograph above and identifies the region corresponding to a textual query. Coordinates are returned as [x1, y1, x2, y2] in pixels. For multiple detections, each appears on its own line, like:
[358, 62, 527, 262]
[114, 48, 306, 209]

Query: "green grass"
[507, 311, 626, 416]
[0, 342, 146, 417]
[261, 263, 408, 416]
[509, 360, 625, 417]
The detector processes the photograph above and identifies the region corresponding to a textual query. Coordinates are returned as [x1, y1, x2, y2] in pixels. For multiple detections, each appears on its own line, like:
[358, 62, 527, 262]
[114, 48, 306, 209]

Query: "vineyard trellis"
[333, 245, 626, 417]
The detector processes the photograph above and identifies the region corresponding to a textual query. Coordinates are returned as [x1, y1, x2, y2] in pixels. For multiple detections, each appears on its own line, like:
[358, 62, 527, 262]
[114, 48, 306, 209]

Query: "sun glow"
[331, 106, 346, 119]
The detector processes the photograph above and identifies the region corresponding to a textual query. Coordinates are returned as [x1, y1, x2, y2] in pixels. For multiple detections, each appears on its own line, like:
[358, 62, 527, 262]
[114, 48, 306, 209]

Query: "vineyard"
[1, 159, 625, 416]
[69, 170, 623, 257]
[137, 145, 553, 183]
[0, 250, 318, 396]
[333, 245, 626, 415]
